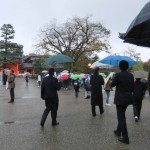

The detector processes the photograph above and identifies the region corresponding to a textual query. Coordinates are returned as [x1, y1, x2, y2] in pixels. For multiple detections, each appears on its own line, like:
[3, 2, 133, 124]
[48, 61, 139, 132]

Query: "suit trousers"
[10, 88, 14, 101]
[133, 99, 142, 118]
[41, 100, 58, 125]
[116, 105, 129, 141]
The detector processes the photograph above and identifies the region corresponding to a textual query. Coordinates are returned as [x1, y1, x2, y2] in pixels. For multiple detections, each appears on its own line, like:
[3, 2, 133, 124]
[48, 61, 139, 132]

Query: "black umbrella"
[119, 2, 150, 47]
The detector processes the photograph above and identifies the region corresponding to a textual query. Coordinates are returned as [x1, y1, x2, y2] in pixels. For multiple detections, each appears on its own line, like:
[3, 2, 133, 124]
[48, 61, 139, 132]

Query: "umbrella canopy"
[61, 74, 69, 80]
[61, 70, 69, 73]
[119, 2, 150, 47]
[43, 54, 74, 67]
[100, 55, 137, 67]
[70, 74, 82, 80]
[133, 70, 148, 79]
[90, 61, 112, 69]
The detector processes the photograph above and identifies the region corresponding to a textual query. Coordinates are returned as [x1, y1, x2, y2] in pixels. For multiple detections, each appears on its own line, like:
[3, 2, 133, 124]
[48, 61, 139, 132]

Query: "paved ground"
[0, 78, 150, 150]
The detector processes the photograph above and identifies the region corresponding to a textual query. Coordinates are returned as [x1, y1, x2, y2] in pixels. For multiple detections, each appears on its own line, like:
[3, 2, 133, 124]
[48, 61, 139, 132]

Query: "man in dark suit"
[111, 60, 134, 144]
[41, 68, 61, 127]
[148, 71, 150, 98]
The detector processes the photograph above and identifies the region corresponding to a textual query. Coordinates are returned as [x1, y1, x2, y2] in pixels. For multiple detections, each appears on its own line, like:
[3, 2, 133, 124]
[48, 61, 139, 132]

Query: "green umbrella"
[70, 74, 82, 80]
[43, 54, 74, 67]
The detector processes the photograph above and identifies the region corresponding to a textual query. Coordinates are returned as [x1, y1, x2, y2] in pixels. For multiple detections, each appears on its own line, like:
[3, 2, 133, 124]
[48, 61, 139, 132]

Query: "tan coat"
[104, 80, 112, 91]
[8, 74, 15, 89]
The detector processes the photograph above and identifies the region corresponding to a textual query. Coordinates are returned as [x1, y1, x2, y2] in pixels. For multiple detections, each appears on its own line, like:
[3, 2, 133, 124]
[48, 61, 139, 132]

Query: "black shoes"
[114, 130, 121, 137]
[8, 101, 14, 103]
[118, 137, 129, 144]
[92, 114, 96, 117]
[40, 122, 44, 127]
[52, 122, 59, 126]
[100, 110, 104, 114]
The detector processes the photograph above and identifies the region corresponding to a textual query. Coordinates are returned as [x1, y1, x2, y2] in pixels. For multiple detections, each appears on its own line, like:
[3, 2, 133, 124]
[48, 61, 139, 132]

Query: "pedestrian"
[73, 78, 80, 97]
[90, 67, 104, 116]
[3, 70, 7, 85]
[148, 71, 150, 98]
[63, 79, 68, 90]
[84, 76, 91, 99]
[37, 73, 41, 87]
[40, 68, 61, 127]
[8, 70, 16, 103]
[133, 78, 147, 122]
[25, 75, 29, 86]
[111, 60, 134, 144]
[104, 77, 112, 106]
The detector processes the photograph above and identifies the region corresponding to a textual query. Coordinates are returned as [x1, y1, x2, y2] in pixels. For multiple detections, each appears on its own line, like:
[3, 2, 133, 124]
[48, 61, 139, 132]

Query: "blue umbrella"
[100, 55, 137, 67]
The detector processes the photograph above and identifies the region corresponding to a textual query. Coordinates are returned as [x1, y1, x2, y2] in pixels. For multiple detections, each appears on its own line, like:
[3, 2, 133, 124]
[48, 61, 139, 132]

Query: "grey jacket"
[8, 74, 15, 89]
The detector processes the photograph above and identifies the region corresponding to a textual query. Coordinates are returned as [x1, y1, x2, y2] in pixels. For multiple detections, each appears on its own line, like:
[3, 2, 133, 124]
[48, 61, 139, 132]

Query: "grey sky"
[0, 0, 149, 61]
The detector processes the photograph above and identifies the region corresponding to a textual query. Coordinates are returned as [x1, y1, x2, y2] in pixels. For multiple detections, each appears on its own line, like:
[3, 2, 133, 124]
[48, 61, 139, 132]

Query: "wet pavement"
[0, 78, 150, 150]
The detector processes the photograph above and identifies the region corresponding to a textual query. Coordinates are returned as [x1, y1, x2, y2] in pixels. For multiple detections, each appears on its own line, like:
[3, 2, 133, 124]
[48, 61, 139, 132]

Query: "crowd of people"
[2, 60, 150, 145]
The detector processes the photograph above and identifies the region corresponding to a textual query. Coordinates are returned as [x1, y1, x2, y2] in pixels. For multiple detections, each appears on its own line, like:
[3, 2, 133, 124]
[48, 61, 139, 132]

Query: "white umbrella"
[90, 61, 112, 69]
[133, 70, 148, 79]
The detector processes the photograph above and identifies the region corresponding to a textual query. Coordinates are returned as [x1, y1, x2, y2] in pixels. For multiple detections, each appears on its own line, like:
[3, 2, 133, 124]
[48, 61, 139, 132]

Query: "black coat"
[41, 76, 61, 103]
[90, 74, 104, 106]
[147, 71, 150, 95]
[111, 71, 134, 106]
[133, 80, 147, 101]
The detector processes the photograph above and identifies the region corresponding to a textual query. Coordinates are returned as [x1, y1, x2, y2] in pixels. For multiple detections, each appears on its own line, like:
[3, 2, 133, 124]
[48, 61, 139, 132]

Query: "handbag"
[6, 81, 9, 89]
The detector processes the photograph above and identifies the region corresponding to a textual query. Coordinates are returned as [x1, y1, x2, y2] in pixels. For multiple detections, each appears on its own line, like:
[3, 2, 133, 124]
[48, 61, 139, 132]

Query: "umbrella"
[70, 74, 82, 80]
[99, 73, 106, 78]
[43, 54, 74, 67]
[90, 61, 112, 69]
[133, 70, 148, 79]
[119, 2, 150, 47]
[100, 55, 137, 67]
[61, 70, 69, 73]
[61, 74, 69, 80]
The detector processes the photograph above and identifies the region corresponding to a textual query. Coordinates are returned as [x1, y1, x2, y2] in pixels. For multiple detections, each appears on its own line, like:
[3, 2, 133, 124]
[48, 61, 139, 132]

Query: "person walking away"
[25, 75, 29, 86]
[84, 76, 91, 99]
[104, 77, 112, 106]
[73, 78, 80, 97]
[8, 70, 16, 103]
[90, 67, 104, 116]
[148, 71, 150, 98]
[111, 60, 134, 144]
[133, 78, 147, 122]
[41, 68, 61, 127]
[63, 79, 68, 90]
[38, 73, 42, 87]
[3, 70, 7, 85]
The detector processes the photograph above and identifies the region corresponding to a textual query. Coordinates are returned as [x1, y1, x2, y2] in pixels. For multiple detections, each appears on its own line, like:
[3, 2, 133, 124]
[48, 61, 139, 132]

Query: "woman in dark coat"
[90, 67, 104, 116]
[133, 78, 147, 122]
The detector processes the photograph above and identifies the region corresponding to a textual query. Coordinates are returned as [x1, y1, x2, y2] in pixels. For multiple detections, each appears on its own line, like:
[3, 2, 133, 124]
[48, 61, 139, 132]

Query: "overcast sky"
[0, 0, 150, 61]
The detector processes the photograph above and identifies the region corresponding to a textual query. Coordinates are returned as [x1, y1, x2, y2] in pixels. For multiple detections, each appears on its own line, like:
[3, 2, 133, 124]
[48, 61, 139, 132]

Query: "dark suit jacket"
[41, 75, 61, 103]
[111, 71, 134, 106]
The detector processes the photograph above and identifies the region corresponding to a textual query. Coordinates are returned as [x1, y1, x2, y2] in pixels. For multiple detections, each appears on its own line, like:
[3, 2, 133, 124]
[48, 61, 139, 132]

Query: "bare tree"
[35, 16, 111, 64]
[124, 47, 141, 61]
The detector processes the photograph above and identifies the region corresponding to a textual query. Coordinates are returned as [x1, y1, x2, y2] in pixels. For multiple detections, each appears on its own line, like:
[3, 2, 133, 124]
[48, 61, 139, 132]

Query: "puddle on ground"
[4, 121, 15, 124]
[0, 120, 27, 125]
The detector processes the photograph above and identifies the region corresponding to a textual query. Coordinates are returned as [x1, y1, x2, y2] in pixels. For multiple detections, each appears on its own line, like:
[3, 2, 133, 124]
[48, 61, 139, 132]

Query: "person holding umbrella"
[111, 60, 134, 144]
